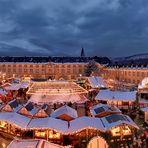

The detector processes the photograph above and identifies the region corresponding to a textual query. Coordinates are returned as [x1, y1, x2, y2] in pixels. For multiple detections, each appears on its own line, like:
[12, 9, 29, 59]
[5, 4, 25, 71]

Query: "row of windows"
[0, 64, 86, 68]
[108, 70, 148, 77]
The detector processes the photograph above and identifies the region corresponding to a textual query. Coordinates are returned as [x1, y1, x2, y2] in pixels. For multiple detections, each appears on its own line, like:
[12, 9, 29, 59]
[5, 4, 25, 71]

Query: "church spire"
[80, 47, 85, 57]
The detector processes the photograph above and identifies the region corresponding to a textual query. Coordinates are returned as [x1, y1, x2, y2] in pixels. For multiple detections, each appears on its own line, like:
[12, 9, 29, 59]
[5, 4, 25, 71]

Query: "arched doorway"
[87, 136, 108, 148]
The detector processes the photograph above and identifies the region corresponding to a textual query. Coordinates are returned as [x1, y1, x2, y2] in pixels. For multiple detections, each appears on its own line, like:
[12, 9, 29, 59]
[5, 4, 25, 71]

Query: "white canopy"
[4, 81, 30, 91]
[87, 76, 106, 88]
[101, 114, 139, 129]
[95, 89, 136, 102]
[0, 112, 30, 128]
[51, 105, 78, 119]
[90, 104, 121, 116]
[29, 94, 88, 104]
[0, 111, 139, 133]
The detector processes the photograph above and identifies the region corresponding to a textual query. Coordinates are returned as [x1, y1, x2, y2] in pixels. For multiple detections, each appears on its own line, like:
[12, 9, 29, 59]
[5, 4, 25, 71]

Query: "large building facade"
[0, 62, 102, 80]
[102, 66, 148, 85]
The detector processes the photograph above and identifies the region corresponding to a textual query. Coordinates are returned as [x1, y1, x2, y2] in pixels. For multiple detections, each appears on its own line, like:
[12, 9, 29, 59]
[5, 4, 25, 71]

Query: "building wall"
[102, 67, 148, 84]
[0, 63, 102, 80]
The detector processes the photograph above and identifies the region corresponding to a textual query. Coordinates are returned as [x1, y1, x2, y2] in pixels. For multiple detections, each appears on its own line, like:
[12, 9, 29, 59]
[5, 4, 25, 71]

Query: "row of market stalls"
[0, 79, 141, 147]
[95, 89, 137, 110]
[0, 99, 139, 147]
[79, 76, 148, 130]
[0, 78, 30, 103]
[138, 78, 148, 128]
[8, 139, 72, 148]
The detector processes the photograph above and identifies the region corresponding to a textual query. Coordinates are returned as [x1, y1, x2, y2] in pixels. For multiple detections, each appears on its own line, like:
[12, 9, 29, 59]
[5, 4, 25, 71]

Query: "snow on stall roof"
[28, 117, 68, 132]
[27, 81, 88, 95]
[67, 116, 106, 133]
[100, 114, 139, 130]
[29, 94, 88, 104]
[141, 107, 148, 112]
[0, 112, 30, 128]
[8, 139, 68, 148]
[0, 111, 139, 132]
[95, 89, 136, 102]
[5, 84, 21, 91]
[51, 105, 78, 119]
[87, 76, 106, 88]
[4, 81, 29, 91]
[90, 104, 121, 116]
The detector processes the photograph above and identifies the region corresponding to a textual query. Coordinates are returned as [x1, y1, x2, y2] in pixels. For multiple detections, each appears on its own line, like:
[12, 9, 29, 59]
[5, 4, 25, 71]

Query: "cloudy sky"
[0, 0, 148, 57]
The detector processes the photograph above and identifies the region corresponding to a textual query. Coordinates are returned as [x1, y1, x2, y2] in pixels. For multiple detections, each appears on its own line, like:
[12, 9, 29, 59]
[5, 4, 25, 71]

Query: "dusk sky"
[0, 0, 148, 57]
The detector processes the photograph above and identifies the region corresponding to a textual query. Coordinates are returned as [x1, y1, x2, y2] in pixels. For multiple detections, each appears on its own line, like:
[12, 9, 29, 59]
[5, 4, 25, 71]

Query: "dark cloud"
[0, 0, 148, 57]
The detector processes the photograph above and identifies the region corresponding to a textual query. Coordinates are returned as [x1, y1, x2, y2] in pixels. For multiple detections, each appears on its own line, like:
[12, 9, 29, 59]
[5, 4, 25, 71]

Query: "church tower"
[80, 47, 85, 57]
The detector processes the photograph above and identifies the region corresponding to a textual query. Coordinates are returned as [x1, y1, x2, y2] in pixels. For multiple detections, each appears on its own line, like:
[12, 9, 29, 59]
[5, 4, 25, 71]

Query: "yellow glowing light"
[2, 142, 6, 148]
[35, 131, 46, 137]
[0, 121, 6, 128]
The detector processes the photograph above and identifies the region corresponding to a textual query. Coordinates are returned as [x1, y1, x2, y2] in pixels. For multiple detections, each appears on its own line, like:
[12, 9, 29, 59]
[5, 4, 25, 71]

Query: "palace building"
[0, 56, 108, 80]
[102, 66, 148, 85]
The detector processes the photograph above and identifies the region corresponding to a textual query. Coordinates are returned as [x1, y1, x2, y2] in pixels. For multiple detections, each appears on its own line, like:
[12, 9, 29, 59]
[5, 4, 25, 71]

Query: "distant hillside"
[114, 53, 148, 61]
[111, 53, 148, 66]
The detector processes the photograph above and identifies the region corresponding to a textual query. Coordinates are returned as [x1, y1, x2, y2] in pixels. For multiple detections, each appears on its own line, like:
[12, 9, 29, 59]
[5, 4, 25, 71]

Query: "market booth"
[95, 89, 137, 109]
[90, 103, 121, 117]
[0, 111, 139, 146]
[26, 81, 88, 106]
[138, 77, 148, 107]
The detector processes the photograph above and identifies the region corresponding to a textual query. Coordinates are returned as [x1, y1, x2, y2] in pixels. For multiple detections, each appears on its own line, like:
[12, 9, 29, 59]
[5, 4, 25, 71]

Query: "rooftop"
[27, 81, 88, 95]
[95, 89, 137, 102]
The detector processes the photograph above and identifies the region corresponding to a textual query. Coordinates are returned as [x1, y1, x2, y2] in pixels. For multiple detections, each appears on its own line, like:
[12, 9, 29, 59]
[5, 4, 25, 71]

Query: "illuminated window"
[35, 130, 46, 138]
[48, 130, 60, 139]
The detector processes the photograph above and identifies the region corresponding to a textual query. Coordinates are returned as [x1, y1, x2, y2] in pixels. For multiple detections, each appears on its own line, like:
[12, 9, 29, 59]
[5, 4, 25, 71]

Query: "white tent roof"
[90, 104, 121, 116]
[29, 94, 88, 104]
[5, 81, 29, 91]
[101, 114, 139, 129]
[0, 112, 30, 128]
[0, 111, 139, 133]
[28, 117, 68, 132]
[68, 116, 106, 132]
[87, 76, 106, 88]
[8, 139, 69, 148]
[51, 105, 78, 119]
[95, 89, 136, 102]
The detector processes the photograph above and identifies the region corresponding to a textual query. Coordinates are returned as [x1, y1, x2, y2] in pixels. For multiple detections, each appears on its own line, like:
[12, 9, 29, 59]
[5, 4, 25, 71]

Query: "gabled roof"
[28, 117, 68, 133]
[101, 114, 139, 130]
[87, 76, 106, 88]
[95, 89, 136, 102]
[68, 116, 106, 132]
[0, 111, 139, 133]
[50, 105, 78, 121]
[90, 104, 121, 117]
[29, 94, 88, 104]
[0, 112, 30, 128]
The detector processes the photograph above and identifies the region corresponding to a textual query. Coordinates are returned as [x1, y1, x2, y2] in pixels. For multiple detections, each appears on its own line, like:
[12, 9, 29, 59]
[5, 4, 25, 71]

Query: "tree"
[84, 60, 99, 76]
